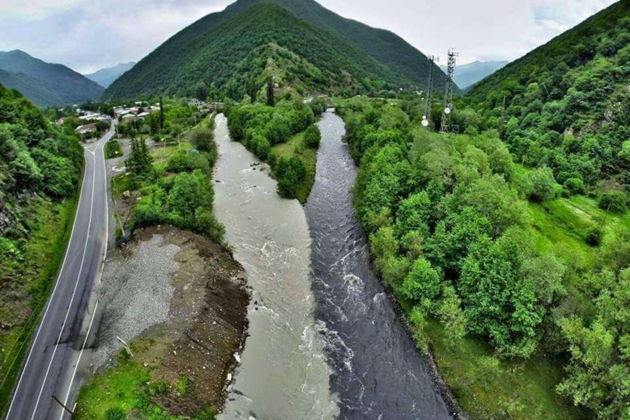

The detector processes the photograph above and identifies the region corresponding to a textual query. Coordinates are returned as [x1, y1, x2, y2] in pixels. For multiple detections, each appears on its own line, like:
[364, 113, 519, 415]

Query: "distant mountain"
[105, 0, 450, 100]
[441, 60, 508, 90]
[0, 50, 103, 107]
[84, 62, 136, 88]
[0, 69, 64, 107]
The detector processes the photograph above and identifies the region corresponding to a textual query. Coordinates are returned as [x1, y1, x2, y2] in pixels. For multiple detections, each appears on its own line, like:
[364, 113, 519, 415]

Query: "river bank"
[75, 226, 249, 418]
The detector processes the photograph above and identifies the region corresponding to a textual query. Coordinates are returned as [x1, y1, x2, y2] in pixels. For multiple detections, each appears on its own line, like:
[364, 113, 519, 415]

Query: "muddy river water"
[214, 111, 450, 419]
[213, 114, 338, 419]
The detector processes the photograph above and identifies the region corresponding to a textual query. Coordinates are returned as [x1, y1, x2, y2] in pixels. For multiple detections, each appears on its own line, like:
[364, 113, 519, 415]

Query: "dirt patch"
[93, 225, 249, 416]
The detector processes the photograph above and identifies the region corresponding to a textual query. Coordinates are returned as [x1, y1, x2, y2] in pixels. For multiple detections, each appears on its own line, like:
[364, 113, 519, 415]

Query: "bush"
[190, 127, 215, 152]
[564, 177, 584, 195]
[598, 191, 627, 213]
[105, 408, 126, 420]
[275, 156, 306, 198]
[524, 167, 560, 202]
[585, 226, 603, 246]
[166, 150, 211, 174]
[304, 124, 321, 149]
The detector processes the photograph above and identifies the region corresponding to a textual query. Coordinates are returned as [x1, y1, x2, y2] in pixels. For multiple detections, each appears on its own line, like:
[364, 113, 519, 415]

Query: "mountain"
[467, 0, 630, 189]
[84, 62, 136, 88]
[442, 60, 507, 90]
[0, 50, 103, 107]
[0, 69, 65, 107]
[105, 0, 450, 100]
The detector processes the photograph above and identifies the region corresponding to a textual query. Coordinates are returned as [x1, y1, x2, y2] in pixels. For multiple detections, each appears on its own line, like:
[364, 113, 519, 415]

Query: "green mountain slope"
[467, 0, 630, 189]
[105, 0, 449, 100]
[84, 62, 136, 88]
[0, 50, 103, 106]
[0, 69, 64, 107]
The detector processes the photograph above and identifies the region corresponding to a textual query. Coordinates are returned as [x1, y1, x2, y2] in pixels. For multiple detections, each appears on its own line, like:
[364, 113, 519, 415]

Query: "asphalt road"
[5, 127, 111, 420]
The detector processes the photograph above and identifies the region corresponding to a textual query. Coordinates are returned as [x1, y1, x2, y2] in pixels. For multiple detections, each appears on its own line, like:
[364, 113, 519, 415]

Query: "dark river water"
[305, 110, 452, 420]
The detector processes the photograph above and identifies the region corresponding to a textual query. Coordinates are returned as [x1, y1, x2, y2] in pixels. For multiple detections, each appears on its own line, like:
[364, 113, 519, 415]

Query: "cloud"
[1, 0, 85, 20]
[0, 0, 618, 73]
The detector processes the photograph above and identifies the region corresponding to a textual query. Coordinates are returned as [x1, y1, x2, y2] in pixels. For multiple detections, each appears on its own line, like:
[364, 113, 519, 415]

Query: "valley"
[1, 0, 629, 419]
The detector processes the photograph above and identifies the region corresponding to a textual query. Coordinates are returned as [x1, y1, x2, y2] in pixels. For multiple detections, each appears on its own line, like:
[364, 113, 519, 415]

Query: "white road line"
[56, 131, 111, 418]
[5, 142, 91, 420]
[58, 299, 99, 420]
[29, 151, 97, 420]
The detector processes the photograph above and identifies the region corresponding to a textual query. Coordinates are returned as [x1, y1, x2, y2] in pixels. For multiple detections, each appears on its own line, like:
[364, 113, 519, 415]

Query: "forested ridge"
[340, 93, 629, 419]
[104, 1, 443, 101]
[0, 84, 83, 406]
[0, 50, 104, 107]
[466, 0, 630, 195]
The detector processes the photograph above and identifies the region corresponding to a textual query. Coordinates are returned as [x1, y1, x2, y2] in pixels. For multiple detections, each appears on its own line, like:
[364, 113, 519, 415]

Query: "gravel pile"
[90, 233, 180, 369]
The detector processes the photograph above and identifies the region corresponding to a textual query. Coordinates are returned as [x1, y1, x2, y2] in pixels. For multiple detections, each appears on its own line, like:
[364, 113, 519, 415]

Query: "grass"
[104, 140, 123, 159]
[75, 355, 150, 419]
[271, 131, 317, 203]
[75, 340, 216, 420]
[0, 195, 78, 413]
[425, 320, 584, 420]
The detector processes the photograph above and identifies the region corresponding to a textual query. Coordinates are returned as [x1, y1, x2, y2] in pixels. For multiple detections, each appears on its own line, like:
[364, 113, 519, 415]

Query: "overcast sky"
[0, 0, 617, 74]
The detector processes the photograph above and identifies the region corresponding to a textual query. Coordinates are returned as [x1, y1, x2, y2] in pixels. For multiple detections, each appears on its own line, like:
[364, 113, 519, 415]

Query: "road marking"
[57, 130, 112, 418]
[29, 150, 97, 420]
[5, 141, 91, 420]
[57, 299, 99, 420]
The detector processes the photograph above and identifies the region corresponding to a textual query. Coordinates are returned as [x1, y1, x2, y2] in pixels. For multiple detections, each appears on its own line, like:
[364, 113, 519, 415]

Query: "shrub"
[524, 167, 560, 202]
[275, 156, 306, 198]
[304, 124, 321, 149]
[564, 177, 584, 195]
[598, 191, 627, 213]
[105, 408, 126, 420]
[190, 126, 215, 152]
[585, 226, 603, 246]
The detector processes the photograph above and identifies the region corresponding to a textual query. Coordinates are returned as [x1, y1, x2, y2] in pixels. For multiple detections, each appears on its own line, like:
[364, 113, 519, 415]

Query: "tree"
[304, 124, 321, 149]
[458, 234, 543, 357]
[523, 166, 560, 202]
[275, 156, 305, 198]
[159, 97, 164, 129]
[190, 126, 215, 153]
[395, 191, 431, 238]
[401, 258, 442, 309]
[266, 76, 275, 107]
[598, 191, 627, 213]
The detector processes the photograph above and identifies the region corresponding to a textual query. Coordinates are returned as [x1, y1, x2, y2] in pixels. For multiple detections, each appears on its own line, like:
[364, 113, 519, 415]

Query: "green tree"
[275, 156, 306, 198]
[304, 124, 321, 149]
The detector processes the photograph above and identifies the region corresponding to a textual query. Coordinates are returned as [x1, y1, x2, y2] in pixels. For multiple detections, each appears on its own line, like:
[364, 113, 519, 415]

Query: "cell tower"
[422, 55, 438, 128]
[440, 48, 458, 133]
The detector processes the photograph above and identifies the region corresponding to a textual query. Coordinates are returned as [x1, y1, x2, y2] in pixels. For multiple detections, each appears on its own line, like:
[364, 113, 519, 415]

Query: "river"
[213, 114, 339, 419]
[304, 110, 452, 419]
[213, 110, 450, 420]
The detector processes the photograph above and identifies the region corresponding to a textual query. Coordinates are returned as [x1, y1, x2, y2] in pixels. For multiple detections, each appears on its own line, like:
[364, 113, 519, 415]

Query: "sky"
[0, 0, 617, 74]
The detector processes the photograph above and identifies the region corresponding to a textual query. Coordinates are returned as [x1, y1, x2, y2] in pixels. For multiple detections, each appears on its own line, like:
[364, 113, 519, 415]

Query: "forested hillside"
[0, 50, 104, 107]
[339, 95, 629, 419]
[0, 84, 83, 406]
[105, 0, 446, 101]
[466, 0, 630, 195]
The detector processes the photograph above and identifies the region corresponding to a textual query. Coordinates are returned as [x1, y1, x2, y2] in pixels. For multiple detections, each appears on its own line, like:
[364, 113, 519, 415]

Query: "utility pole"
[440, 48, 458, 133]
[422, 55, 438, 128]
